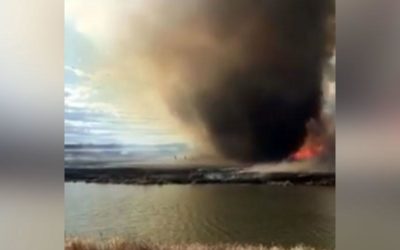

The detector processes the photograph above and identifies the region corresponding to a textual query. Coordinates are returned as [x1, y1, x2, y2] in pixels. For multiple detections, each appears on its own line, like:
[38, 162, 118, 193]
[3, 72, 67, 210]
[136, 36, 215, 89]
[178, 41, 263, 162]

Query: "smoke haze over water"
[112, 0, 335, 163]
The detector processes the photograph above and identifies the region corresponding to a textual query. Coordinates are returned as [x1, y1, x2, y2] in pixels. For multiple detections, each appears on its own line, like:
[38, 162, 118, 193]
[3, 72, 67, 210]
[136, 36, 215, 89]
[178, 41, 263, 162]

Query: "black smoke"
[164, 0, 335, 162]
[119, 0, 335, 163]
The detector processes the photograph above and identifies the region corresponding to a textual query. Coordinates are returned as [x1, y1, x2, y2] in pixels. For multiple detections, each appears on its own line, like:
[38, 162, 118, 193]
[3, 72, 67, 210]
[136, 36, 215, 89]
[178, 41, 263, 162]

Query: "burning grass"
[65, 238, 323, 250]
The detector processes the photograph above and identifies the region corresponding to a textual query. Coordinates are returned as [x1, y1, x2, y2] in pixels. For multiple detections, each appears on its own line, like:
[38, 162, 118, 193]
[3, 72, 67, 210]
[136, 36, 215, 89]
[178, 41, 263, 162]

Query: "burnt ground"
[65, 165, 335, 186]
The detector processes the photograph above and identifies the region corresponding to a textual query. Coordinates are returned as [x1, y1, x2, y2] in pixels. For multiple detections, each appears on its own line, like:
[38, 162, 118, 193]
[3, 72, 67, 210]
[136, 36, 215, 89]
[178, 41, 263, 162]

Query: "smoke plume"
[115, 0, 335, 163]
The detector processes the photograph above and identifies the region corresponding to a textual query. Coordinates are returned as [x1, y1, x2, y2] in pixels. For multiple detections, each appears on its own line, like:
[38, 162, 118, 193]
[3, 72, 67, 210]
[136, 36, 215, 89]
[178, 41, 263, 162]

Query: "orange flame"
[290, 137, 324, 161]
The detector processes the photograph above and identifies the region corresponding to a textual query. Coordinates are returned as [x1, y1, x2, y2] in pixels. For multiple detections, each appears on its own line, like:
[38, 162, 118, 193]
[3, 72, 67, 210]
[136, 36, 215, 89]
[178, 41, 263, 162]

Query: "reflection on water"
[65, 183, 334, 249]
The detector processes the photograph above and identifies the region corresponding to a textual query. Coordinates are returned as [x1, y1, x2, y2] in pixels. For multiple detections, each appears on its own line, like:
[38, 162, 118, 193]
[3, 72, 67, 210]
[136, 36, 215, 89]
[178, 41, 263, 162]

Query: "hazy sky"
[64, 0, 188, 146]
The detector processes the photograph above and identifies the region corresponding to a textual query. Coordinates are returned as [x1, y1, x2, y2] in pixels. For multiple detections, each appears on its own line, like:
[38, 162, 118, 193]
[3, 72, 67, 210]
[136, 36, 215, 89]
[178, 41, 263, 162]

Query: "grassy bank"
[65, 238, 323, 250]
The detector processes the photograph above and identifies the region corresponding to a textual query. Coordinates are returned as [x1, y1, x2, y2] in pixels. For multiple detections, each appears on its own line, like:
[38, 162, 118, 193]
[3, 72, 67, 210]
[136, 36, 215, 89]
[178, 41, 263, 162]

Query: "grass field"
[65, 238, 323, 250]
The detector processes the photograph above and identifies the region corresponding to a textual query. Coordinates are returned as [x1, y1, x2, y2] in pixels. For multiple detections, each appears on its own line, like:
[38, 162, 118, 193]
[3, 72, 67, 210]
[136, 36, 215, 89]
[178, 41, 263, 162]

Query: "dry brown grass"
[65, 238, 322, 250]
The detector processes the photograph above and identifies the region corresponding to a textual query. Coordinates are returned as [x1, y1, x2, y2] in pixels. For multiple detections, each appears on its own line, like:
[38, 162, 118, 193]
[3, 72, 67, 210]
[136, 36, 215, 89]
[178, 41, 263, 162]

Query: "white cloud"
[65, 84, 121, 118]
[64, 0, 191, 146]
[65, 0, 114, 40]
[65, 0, 143, 48]
[65, 65, 92, 79]
[64, 84, 186, 145]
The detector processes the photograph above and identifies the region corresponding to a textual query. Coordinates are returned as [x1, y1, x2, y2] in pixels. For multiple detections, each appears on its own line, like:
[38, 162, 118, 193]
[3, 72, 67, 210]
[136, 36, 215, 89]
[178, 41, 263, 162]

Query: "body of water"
[65, 183, 334, 249]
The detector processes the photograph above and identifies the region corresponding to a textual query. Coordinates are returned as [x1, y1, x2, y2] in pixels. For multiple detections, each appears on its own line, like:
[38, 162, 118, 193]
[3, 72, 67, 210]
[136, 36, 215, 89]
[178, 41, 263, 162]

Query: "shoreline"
[65, 166, 335, 186]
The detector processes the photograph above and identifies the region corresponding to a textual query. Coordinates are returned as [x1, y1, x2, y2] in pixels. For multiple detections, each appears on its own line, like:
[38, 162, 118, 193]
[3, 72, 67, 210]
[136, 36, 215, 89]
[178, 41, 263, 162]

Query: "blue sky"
[64, 1, 188, 147]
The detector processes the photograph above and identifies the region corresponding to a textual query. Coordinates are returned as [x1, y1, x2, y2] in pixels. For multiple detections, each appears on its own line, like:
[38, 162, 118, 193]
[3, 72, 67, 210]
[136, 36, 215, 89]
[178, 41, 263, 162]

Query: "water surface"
[65, 183, 334, 249]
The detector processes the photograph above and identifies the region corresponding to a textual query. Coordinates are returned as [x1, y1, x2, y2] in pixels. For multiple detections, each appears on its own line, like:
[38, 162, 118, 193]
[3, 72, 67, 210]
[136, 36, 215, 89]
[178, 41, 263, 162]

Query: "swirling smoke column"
[123, 0, 335, 163]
